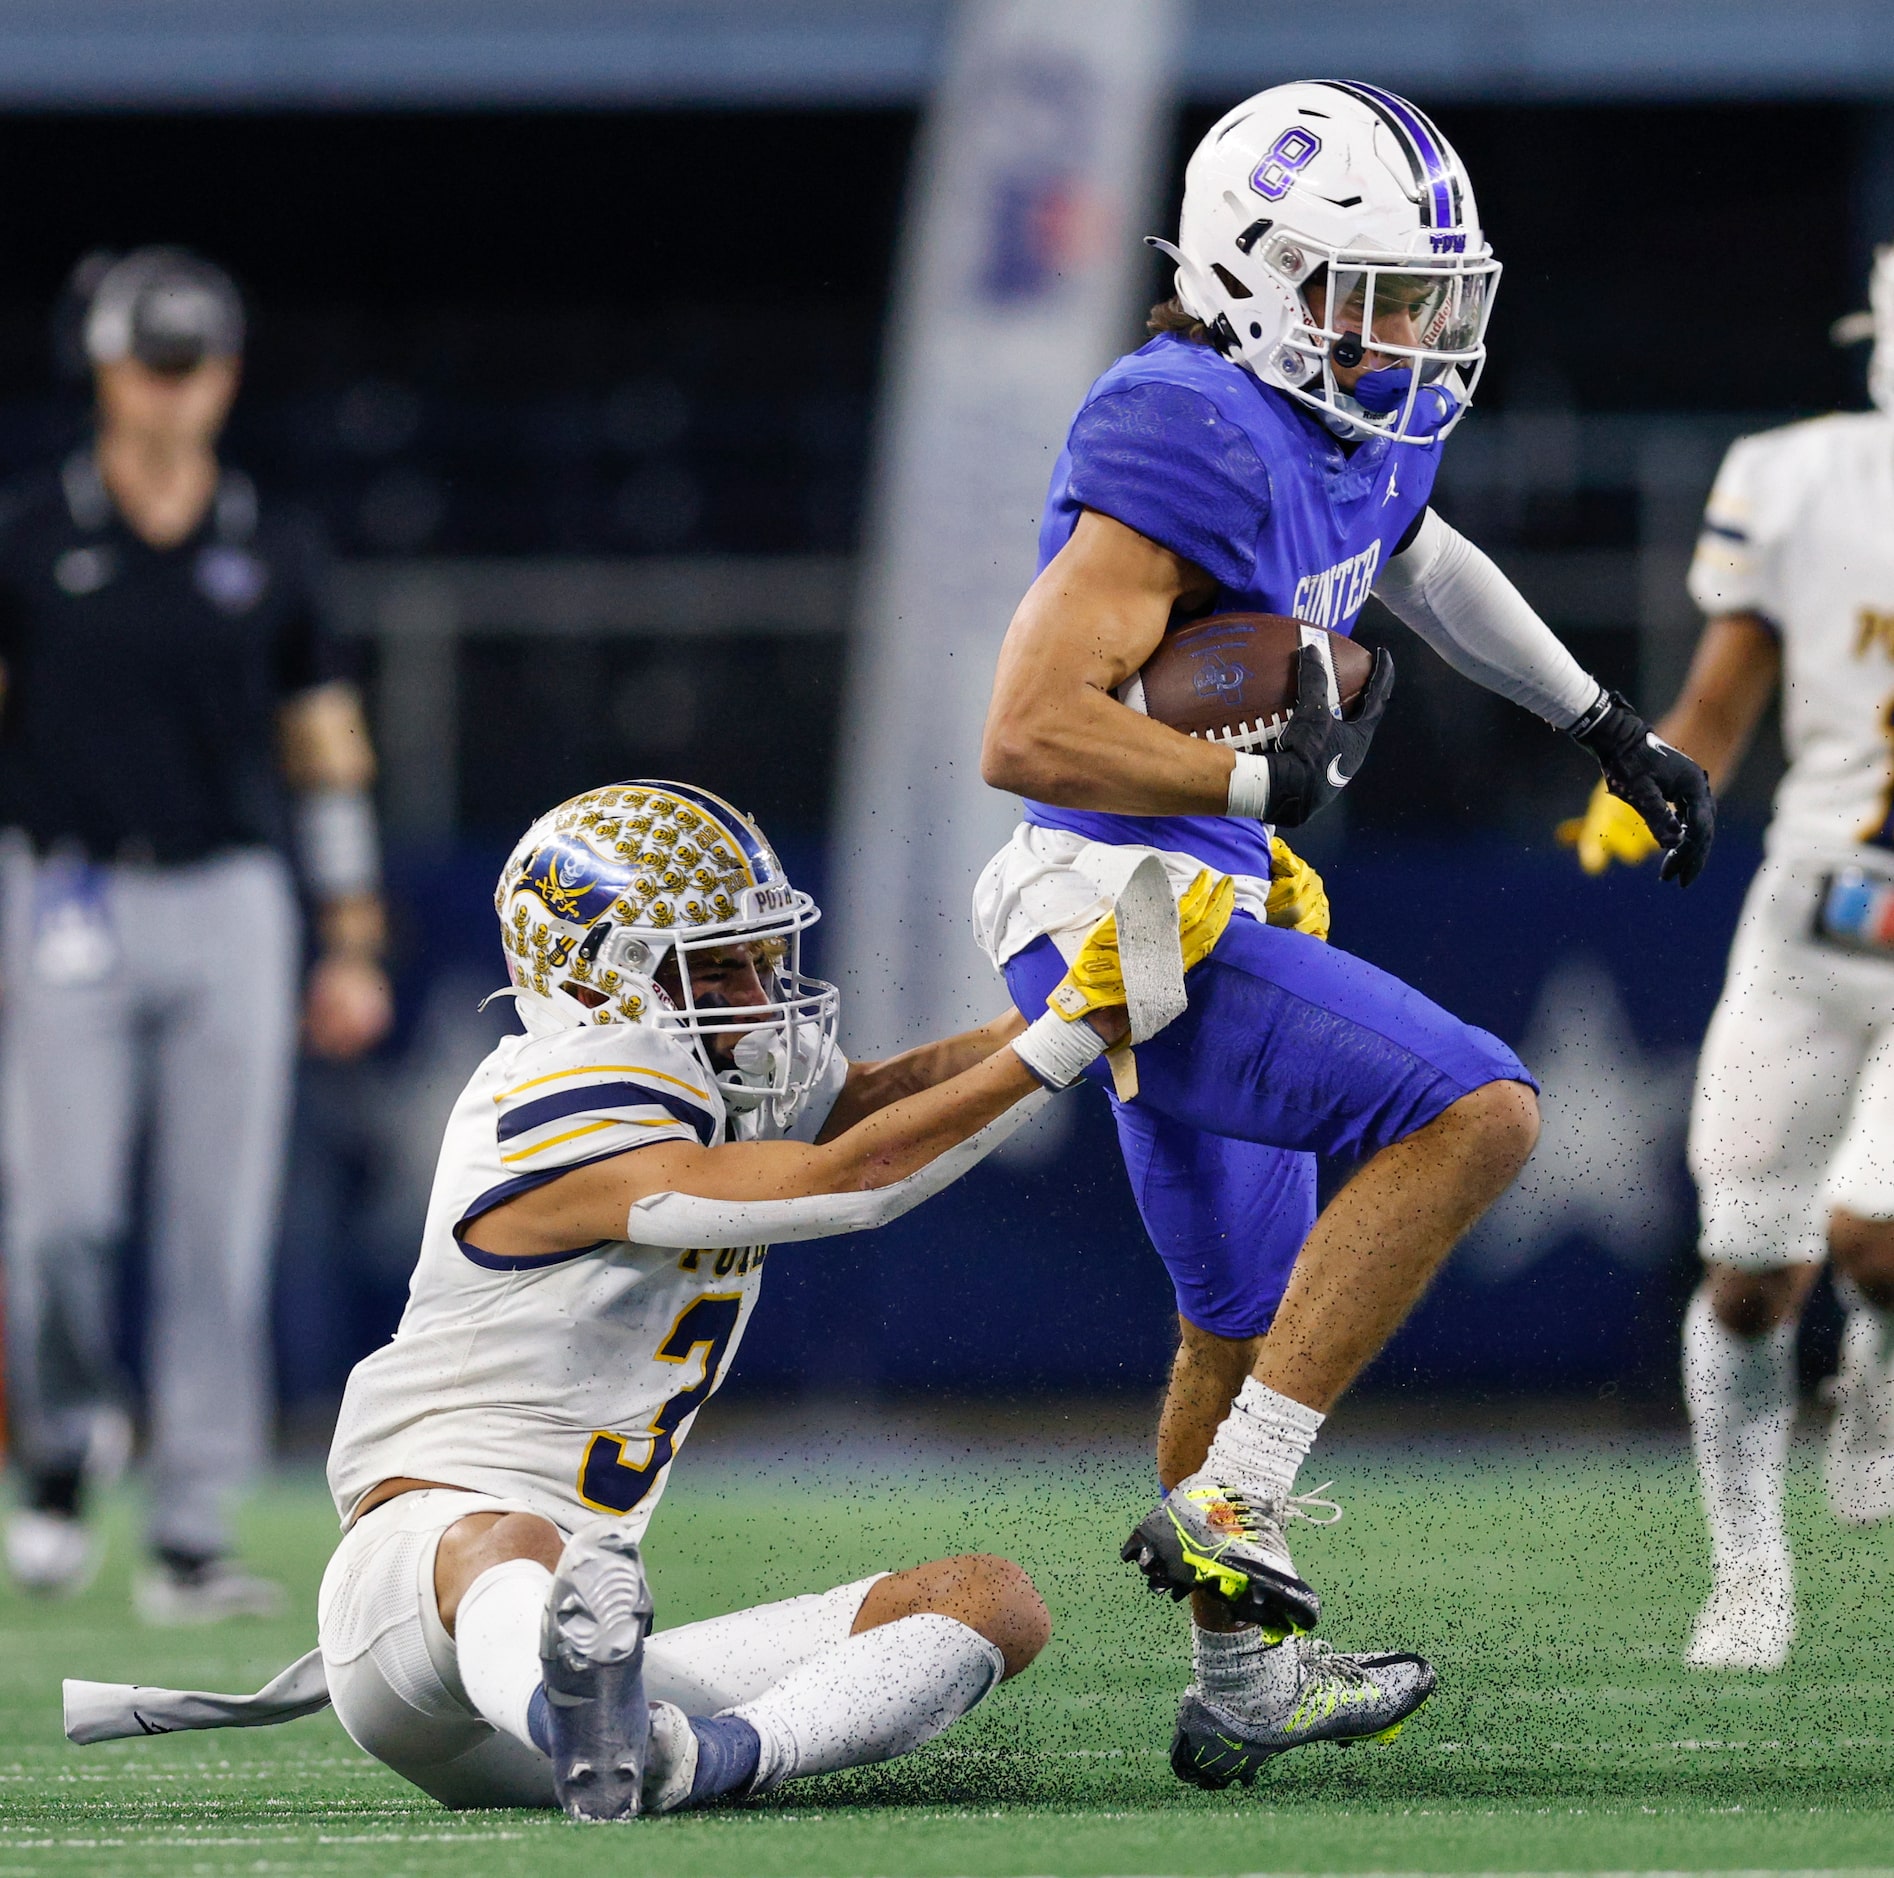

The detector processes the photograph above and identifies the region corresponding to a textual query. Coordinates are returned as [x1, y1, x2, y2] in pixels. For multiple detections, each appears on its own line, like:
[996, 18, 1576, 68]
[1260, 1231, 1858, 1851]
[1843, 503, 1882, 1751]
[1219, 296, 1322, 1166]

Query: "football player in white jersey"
[1560, 247, 1894, 1670]
[64, 779, 1234, 1819]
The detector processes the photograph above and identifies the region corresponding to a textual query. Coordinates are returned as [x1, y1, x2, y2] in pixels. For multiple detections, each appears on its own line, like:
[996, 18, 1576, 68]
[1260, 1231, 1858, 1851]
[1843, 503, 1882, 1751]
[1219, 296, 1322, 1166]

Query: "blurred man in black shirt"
[0, 248, 393, 1620]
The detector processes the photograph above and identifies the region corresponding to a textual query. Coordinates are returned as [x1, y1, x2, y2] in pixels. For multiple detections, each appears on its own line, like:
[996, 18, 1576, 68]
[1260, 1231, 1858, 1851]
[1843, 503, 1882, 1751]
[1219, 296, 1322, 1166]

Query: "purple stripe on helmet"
[1334, 80, 1457, 230]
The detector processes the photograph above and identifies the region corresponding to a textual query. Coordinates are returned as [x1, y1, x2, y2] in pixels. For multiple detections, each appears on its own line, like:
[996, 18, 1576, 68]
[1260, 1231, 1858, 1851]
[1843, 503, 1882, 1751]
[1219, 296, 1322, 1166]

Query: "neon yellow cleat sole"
[1121, 1500, 1320, 1637]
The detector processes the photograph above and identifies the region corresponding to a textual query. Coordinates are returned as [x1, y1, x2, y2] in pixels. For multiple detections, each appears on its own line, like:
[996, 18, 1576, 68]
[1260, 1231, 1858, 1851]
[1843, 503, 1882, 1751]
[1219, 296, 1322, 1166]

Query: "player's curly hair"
[1146, 295, 1217, 344]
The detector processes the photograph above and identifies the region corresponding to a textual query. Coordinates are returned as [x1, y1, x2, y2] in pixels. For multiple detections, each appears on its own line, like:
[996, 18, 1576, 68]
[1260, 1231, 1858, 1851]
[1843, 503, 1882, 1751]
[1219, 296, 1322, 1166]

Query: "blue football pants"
[1003, 912, 1532, 1339]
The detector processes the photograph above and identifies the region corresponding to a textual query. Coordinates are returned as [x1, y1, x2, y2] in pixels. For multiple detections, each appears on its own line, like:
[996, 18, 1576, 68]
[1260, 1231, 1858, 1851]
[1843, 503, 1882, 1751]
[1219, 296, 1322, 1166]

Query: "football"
[1118, 612, 1375, 753]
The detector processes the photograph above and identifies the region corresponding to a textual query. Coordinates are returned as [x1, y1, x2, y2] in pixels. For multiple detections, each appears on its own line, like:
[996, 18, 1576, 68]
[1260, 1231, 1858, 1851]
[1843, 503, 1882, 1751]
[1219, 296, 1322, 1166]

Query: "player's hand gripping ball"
[1266, 836, 1330, 940]
[1556, 777, 1660, 875]
[1119, 613, 1393, 828]
[1047, 867, 1236, 1023]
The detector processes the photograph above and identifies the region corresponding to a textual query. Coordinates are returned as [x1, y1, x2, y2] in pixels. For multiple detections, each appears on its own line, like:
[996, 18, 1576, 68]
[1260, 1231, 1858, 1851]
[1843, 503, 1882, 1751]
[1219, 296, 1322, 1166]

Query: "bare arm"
[980, 509, 1237, 812]
[279, 681, 393, 1057]
[465, 1029, 1060, 1261]
[280, 678, 375, 792]
[1651, 612, 1780, 793]
[817, 1010, 1027, 1141]
[279, 680, 385, 957]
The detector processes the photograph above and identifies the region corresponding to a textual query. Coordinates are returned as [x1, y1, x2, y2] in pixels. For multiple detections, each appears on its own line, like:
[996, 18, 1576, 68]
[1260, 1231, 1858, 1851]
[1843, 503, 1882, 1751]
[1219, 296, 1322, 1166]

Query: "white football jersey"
[1687, 411, 1894, 864]
[326, 1020, 766, 1538]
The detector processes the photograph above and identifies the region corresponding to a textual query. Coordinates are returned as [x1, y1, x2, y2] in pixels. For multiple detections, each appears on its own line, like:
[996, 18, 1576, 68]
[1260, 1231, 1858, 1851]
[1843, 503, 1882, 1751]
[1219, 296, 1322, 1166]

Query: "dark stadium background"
[0, 98, 1876, 1424]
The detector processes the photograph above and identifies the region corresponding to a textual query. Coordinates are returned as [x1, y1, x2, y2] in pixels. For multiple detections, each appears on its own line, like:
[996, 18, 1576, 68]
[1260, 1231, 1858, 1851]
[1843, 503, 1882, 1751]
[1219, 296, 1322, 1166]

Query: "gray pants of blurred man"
[0, 835, 298, 1558]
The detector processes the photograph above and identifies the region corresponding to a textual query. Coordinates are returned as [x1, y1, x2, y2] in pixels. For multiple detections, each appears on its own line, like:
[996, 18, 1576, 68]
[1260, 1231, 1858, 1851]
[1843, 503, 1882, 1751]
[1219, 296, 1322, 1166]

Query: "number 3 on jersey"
[578, 1293, 744, 1515]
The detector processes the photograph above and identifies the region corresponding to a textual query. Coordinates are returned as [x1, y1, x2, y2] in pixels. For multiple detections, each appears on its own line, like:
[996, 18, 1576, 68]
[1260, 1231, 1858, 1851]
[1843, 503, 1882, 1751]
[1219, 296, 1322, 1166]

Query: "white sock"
[727, 1612, 1003, 1793]
[1201, 1378, 1324, 1503]
[1682, 1287, 1795, 1570]
[1193, 1621, 1299, 1714]
[454, 1559, 553, 1752]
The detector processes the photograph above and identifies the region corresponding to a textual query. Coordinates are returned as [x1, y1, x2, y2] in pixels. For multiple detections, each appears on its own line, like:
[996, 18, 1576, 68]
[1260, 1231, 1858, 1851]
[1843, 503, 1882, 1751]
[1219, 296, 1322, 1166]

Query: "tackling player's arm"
[816, 1009, 1027, 1141]
[462, 1014, 1102, 1262]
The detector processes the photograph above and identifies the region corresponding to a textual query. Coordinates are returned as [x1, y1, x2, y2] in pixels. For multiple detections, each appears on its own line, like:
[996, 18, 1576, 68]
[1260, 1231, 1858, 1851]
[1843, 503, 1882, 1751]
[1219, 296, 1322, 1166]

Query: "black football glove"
[1570, 689, 1715, 887]
[1262, 642, 1396, 827]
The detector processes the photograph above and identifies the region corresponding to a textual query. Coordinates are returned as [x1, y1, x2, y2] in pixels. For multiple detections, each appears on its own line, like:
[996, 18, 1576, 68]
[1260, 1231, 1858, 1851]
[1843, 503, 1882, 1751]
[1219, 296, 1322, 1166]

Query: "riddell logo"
[1428, 232, 1467, 253]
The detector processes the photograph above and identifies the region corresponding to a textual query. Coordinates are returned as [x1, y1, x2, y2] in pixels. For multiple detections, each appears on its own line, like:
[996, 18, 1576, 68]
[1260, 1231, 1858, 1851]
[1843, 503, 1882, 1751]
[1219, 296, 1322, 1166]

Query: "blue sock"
[526, 1685, 552, 1757]
[686, 1714, 761, 1804]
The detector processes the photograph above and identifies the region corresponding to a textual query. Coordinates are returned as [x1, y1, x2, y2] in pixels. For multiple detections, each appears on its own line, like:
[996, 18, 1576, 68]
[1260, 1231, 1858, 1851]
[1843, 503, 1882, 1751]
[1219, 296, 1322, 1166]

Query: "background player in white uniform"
[67, 779, 1229, 1818]
[1560, 247, 1894, 1671]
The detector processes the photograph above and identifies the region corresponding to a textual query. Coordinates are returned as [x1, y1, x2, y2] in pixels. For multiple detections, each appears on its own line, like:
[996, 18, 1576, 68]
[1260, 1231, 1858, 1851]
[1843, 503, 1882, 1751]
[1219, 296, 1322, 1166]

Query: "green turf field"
[3, 1426, 1892, 1877]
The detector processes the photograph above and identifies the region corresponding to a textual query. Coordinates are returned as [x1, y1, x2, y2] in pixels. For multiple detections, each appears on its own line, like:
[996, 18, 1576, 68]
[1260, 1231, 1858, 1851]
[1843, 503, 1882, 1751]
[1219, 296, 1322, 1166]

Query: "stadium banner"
[827, 0, 1181, 1055]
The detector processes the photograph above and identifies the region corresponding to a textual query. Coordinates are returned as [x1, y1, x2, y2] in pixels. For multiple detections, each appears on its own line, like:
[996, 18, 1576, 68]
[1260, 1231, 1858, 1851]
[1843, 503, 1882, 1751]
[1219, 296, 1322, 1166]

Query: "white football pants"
[1690, 854, 1894, 1269]
[316, 1488, 889, 1810]
[0, 836, 299, 1556]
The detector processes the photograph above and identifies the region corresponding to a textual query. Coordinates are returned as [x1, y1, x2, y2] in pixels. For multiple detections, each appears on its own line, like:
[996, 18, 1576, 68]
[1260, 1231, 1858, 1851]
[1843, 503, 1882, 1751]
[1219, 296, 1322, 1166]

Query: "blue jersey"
[1022, 334, 1439, 877]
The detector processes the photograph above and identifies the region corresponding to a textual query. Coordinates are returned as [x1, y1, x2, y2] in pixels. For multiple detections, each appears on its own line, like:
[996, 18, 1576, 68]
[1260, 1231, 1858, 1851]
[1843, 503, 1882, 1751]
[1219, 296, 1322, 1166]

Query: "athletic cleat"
[540, 1515, 655, 1821]
[640, 1701, 699, 1815]
[1685, 1543, 1794, 1672]
[5, 1510, 100, 1598]
[1122, 1472, 1334, 1637]
[1169, 1637, 1437, 1789]
[132, 1555, 284, 1626]
[1825, 1311, 1894, 1526]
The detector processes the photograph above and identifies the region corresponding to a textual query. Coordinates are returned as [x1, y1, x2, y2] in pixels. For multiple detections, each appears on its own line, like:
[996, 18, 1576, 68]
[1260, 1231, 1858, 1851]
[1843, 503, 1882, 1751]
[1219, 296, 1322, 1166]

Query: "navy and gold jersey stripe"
[497, 1079, 717, 1147]
[496, 1061, 711, 1105]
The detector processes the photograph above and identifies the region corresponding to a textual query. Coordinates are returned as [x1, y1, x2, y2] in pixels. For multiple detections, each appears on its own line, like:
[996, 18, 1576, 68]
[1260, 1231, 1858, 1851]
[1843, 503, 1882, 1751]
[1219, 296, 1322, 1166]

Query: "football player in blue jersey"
[975, 80, 1716, 1785]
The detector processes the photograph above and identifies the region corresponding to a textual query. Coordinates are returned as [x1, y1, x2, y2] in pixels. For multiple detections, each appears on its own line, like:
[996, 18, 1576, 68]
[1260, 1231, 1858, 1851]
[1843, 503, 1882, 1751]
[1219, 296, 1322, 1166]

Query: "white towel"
[64, 1648, 330, 1744]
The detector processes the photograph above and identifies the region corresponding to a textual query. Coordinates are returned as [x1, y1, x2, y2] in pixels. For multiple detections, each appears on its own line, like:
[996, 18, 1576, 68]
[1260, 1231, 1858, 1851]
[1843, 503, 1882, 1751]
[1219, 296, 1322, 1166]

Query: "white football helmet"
[494, 780, 839, 1130]
[1865, 244, 1894, 415]
[1828, 245, 1894, 414]
[1151, 80, 1500, 443]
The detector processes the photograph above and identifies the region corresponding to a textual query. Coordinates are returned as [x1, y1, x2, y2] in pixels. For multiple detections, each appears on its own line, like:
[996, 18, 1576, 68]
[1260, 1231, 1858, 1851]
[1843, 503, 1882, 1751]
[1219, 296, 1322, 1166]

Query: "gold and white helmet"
[495, 780, 839, 1127]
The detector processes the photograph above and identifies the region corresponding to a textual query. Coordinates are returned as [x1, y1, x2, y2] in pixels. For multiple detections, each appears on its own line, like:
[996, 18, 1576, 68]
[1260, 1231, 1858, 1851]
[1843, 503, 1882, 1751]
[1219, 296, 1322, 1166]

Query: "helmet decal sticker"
[1250, 128, 1322, 203]
[518, 837, 625, 924]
